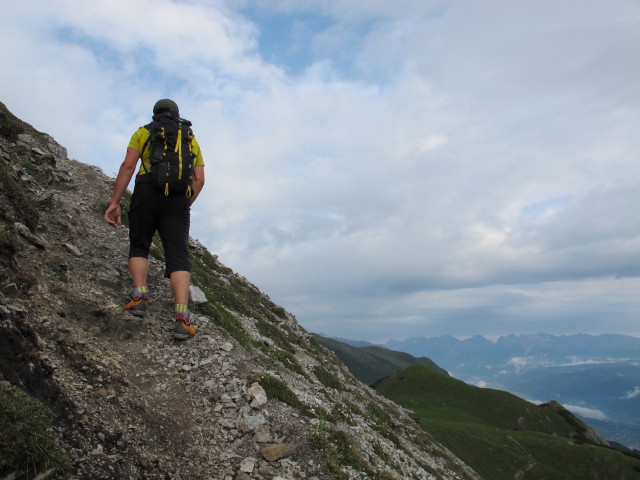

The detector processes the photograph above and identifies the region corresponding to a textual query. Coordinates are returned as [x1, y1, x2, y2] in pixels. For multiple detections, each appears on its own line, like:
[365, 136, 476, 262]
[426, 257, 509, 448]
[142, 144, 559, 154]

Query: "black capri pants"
[128, 182, 191, 278]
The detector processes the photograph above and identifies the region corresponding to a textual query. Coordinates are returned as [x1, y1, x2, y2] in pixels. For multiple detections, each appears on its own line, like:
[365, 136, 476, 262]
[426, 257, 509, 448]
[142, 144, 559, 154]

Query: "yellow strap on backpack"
[175, 126, 183, 180]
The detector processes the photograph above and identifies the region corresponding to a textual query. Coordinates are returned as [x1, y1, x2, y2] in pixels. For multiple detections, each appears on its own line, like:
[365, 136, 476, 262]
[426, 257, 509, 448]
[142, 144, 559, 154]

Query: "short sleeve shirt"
[128, 126, 205, 176]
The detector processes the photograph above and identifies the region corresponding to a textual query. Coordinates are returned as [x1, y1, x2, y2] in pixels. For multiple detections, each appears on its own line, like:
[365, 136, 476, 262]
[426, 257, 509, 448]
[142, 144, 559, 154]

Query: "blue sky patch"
[238, 6, 334, 74]
[521, 195, 572, 220]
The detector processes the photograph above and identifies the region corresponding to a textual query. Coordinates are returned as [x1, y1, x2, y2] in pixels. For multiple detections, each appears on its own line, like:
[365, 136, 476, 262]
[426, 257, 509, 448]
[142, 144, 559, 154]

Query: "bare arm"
[104, 147, 140, 226]
[190, 165, 205, 205]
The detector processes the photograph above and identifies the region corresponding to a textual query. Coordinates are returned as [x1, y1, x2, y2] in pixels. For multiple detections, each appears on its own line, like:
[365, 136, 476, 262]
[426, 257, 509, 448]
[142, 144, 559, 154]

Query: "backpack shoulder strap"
[139, 122, 153, 174]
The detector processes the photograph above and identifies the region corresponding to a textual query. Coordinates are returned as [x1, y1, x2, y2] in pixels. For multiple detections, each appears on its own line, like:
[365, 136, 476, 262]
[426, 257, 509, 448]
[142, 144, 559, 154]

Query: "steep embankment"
[0, 101, 479, 480]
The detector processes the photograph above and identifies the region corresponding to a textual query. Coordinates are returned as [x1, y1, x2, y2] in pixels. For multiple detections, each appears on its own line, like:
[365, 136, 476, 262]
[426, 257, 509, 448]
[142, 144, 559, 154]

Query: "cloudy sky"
[1, 0, 638, 343]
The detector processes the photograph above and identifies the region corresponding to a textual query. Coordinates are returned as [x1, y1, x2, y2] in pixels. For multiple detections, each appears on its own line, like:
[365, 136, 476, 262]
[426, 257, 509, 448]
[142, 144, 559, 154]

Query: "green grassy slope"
[373, 365, 640, 480]
[313, 334, 447, 385]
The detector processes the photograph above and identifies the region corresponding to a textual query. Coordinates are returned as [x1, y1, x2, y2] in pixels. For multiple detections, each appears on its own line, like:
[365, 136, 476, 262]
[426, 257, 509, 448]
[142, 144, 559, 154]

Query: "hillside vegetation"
[373, 365, 640, 480]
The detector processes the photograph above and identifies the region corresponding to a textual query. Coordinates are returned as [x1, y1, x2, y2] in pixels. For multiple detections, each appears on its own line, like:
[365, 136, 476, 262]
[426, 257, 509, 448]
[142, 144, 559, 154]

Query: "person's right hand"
[104, 203, 121, 226]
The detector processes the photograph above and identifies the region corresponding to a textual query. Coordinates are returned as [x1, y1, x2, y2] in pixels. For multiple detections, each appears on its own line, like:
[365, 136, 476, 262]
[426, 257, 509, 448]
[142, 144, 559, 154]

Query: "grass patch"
[272, 348, 308, 377]
[21, 161, 36, 176]
[371, 423, 402, 451]
[366, 401, 391, 425]
[247, 373, 312, 417]
[254, 318, 310, 376]
[189, 248, 263, 319]
[0, 382, 71, 477]
[312, 405, 331, 424]
[372, 442, 389, 463]
[196, 302, 252, 348]
[255, 318, 296, 353]
[313, 365, 345, 391]
[188, 248, 257, 348]
[310, 429, 400, 480]
[189, 245, 284, 322]
[189, 246, 301, 356]
[373, 471, 400, 480]
[329, 403, 357, 426]
[310, 429, 368, 480]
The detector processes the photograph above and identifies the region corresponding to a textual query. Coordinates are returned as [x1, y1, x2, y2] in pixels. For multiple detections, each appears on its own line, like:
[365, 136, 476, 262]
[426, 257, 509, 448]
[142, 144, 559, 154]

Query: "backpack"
[140, 113, 195, 196]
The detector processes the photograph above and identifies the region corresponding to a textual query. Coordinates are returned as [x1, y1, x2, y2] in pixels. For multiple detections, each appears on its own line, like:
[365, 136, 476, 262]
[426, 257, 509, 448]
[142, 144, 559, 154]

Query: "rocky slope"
[0, 101, 479, 480]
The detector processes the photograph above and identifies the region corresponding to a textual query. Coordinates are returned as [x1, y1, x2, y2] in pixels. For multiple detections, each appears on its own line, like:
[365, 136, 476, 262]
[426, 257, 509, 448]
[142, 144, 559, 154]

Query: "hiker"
[104, 99, 205, 340]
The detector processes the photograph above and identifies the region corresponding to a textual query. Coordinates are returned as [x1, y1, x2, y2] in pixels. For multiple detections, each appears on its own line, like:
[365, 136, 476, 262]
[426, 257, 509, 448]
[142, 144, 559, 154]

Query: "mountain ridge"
[386, 332, 640, 354]
[339, 332, 640, 449]
[373, 365, 640, 480]
[313, 334, 640, 477]
[312, 334, 448, 385]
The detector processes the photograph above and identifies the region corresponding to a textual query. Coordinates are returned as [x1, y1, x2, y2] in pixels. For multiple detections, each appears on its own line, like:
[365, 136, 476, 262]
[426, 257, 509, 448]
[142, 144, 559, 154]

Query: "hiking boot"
[124, 295, 148, 317]
[173, 313, 196, 340]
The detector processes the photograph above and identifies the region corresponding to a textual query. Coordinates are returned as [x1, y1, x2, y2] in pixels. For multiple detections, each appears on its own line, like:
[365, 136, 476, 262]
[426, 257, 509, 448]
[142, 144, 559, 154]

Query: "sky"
[1, 0, 639, 343]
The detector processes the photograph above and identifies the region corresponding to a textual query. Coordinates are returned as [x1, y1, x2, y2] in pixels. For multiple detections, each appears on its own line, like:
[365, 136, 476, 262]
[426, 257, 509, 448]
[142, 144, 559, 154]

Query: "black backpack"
[140, 113, 195, 196]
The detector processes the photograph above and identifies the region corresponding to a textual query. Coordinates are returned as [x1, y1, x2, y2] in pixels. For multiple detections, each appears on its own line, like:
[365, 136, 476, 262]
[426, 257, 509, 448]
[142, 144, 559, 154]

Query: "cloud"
[1, 0, 639, 342]
[563, 404, 608, 421]
[506, 356, 552, 374]
[0, 0, 274, 169]
[623, 387, 640, 400]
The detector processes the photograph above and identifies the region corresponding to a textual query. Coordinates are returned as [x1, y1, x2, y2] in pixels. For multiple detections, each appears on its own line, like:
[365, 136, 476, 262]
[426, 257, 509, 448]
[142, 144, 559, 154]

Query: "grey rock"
[237, 413, 267, 432]
[189, 285, 208, 304]
[62, 242, 82, 256]
[253, 424, 272, 443]
[239, 457, 256, 473]
[17, 133, 35, 145]
[14, 222, 48, 249]
[248, 382, 268, 409]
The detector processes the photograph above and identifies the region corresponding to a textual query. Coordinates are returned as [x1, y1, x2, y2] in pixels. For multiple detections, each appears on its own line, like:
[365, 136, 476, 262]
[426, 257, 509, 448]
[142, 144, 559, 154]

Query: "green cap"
[153, 99, 179, 116]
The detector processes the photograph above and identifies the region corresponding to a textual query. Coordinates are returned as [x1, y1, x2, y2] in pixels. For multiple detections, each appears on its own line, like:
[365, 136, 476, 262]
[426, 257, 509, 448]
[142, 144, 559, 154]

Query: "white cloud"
[563, 404, 608, 421]
[1, 0, 639, 342]
[506, 356, 550, 374]
[623, 387, 640, 400]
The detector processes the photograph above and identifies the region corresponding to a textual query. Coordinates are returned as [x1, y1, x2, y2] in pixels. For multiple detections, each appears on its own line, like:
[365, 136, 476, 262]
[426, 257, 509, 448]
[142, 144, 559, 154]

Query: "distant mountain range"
[317, 332, 640, 450]
[383, 333, 640, 377]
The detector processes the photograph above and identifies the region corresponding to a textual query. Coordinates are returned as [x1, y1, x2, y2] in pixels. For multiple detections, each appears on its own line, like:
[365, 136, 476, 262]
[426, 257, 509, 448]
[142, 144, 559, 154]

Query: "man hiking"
[104, 99, 205, 340]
